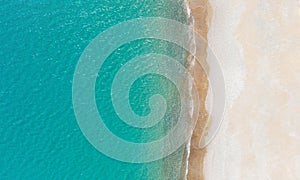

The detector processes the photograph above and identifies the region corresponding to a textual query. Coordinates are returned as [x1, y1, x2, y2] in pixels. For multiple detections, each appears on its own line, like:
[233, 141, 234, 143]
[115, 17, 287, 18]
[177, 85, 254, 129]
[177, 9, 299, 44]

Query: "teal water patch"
[0, 1, 190, 179]
[96, 39, 183, 144]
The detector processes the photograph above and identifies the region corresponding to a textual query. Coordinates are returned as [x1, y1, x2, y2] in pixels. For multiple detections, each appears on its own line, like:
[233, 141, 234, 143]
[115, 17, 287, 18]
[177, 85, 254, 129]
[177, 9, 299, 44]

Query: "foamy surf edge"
[182, 0, 197, 179]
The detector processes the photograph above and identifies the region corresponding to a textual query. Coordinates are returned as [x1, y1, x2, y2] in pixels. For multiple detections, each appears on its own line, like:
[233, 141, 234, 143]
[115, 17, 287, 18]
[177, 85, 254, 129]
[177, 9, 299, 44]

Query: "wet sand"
[186, 0, 212, 179]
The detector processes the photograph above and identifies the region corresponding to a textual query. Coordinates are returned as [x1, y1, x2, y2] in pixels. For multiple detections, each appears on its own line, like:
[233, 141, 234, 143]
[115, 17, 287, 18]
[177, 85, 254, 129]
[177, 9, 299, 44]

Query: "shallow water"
[0, 1, 190, 179]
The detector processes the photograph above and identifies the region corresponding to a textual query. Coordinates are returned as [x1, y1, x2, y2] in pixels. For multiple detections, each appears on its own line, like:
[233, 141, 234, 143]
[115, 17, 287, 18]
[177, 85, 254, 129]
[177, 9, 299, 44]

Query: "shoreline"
[185, 0, 212, 179]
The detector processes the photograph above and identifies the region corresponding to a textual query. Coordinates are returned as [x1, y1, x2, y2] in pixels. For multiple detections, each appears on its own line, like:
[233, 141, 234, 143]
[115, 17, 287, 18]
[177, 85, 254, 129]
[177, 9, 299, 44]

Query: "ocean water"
[0, 1, 190, 179]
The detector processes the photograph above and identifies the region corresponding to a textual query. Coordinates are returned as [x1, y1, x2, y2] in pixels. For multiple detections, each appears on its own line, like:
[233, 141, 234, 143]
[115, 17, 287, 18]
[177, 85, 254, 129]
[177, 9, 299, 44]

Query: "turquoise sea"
[0, 1, 190, 179]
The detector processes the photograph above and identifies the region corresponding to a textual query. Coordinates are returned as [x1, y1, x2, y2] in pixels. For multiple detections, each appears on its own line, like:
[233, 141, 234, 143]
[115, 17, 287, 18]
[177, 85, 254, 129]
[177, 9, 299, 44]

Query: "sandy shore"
[185, 0, 300, 179]
[186, 0, 212, 179]
[204, 1, 300, 179]
[186, 0, 300, 179]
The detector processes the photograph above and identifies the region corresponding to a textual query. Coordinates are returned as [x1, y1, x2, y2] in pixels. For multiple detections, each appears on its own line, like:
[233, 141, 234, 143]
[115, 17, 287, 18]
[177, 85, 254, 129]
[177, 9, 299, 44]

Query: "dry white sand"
[204, 0, 300, 179]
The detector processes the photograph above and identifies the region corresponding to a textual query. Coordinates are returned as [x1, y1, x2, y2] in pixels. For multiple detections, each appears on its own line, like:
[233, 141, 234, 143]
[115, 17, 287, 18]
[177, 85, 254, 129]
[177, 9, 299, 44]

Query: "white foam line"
[182, 0, 197, 179]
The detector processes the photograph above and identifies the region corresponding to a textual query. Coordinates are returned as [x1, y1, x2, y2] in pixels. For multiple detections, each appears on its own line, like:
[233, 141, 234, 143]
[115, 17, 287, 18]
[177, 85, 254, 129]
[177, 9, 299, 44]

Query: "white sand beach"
[188, 0, 300, 179]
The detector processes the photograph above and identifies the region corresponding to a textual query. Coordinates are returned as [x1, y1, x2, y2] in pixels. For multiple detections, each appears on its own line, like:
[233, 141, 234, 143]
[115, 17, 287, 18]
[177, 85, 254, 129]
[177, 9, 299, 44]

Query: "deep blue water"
[0, 1, 189, 179]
